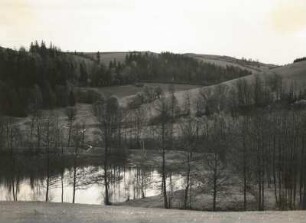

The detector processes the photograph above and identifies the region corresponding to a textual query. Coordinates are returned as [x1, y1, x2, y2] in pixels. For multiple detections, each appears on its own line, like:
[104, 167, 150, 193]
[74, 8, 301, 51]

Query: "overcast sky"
[1, 0, 306, 65]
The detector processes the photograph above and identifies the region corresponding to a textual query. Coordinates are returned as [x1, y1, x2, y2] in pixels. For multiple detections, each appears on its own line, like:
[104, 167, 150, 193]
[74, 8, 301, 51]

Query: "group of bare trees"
[187, 74, 306, 211]
[1, 72, 306, 211]
[0, 104, 90, 203]
[155, 109, 306, 211]
[93, 95, 125, 204]
[125, 76, 306, 211]
[227, 111, 306, 211]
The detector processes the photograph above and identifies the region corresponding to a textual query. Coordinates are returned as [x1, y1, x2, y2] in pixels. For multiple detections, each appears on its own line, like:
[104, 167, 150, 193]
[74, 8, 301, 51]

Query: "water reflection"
[0, 155, 183, 204]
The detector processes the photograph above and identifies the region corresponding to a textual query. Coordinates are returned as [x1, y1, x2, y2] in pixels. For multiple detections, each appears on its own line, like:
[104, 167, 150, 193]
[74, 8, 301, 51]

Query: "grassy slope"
[73, 51, 281, 113]
[0, 201, 305, 223]
[80, 83, 200, 100]
[269, 60, 306, 83]
[185, 53, 278, 74]
[170, 60, 306, 109]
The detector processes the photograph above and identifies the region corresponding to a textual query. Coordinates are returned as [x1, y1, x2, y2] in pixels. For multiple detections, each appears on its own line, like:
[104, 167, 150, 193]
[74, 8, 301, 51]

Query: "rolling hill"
[137, 58, 306, 118]
[185, 53, 278, 73]
[268, 60, 306, 83]
[74, 51, 306, 115]
[79, 51, 277, 74]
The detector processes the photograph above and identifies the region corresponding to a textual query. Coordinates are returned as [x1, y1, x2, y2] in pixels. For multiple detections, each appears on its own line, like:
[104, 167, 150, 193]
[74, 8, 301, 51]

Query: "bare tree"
[71, 123, 86, 203]
[34, 112, 43, 154]
[180, 117, 198, 209]
[154, 93, 171, 209]
[0, 115, 4, 152]
[41, 116, 52, 202]
[66, 106, 76, 147]
[231, 115, 252, 211]
[1, 118, 22, 201]
[204, 152, 228, 211]
[93, 95, 121, 205]
[199, 115, 229, 211]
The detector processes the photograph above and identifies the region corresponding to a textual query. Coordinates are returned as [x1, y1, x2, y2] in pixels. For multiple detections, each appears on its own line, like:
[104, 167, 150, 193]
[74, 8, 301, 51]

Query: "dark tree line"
[294, 57, 306, 63]
[89, 52, 252, 87]
[125, 52, 252, 85]
[0, 42, 81, 116]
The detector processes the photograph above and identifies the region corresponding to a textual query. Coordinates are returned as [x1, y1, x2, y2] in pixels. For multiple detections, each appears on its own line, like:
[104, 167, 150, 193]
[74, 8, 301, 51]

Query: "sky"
[0, 0, 306, 65]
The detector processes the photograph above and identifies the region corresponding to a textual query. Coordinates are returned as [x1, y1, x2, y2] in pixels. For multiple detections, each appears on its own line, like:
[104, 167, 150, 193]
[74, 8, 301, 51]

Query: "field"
[80, 83, 201, 99]
[186, 53, 278, 74]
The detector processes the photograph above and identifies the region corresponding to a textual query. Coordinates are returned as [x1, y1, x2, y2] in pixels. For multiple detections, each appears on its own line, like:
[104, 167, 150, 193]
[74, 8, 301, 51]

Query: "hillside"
[138, 60, 306, 118]
[0, 202, 305, 223]
[80, 51, 277, 74]
[200, 58, 304, 90]
[268, 60, 306, 83]
[186, 53, 277, 74]
[1, 43, 301, 118]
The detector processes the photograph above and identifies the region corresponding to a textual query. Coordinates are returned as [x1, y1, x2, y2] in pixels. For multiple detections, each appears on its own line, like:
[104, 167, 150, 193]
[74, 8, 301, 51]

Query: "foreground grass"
[0, 201, 305, 223]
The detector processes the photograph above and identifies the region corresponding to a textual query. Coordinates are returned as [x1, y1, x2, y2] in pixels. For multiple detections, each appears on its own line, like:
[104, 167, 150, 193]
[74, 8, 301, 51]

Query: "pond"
[0, 154, 184, 205]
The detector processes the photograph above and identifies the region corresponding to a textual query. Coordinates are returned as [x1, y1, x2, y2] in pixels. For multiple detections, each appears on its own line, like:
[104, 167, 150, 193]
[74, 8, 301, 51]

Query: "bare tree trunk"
[61, 171, 64, 203]
[242, 125, 248, 211]
[212, 153, 218, 211]
[45, 155, 50, 202]
[184, 151, 191, 209]
[68, 120, 72, 147]
[45, 118, 51, 202]
[303, 137, 306, 209]
[72, 156, 77, 203]
[14, 176, 19, 201]
[104, 132, 110, 205]
[161, 121, 168, 209]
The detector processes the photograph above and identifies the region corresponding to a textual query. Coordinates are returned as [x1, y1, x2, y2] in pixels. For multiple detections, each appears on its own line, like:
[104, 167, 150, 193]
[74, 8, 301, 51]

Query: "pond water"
[0, 154, 184, 205]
